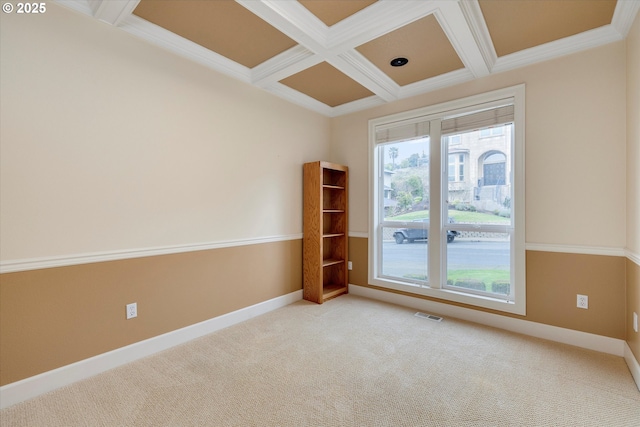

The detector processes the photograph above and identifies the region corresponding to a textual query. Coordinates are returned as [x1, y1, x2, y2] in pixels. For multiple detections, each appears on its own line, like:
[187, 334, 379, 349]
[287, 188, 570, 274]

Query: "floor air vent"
[414, 312, 443, 322]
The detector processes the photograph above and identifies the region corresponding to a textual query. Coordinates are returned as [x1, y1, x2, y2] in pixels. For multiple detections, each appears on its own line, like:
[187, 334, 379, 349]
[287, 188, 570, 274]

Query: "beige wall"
[332, 42, 627, 249]
[336, 42, 629, 345]
[0, 2, 329, 261]
[0, 3, 323, 386]
[627, 13, 640, 362]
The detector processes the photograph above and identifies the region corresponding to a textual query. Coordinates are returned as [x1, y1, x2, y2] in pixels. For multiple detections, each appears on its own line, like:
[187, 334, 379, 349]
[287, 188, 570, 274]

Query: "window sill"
[369, 277, 526, 316]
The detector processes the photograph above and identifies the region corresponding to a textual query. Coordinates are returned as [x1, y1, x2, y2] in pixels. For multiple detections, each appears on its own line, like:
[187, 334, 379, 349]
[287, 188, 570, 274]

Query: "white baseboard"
[0, 290, 303, 410]
[349, 284, 626, 357]
[625, 343, 640, 391]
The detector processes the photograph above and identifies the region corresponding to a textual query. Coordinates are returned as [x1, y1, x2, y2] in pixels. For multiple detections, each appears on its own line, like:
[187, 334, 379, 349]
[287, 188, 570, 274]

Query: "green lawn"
[387, 209, 510, 224]
[402, 269, 510, 294]
[447, 269, 509, 284]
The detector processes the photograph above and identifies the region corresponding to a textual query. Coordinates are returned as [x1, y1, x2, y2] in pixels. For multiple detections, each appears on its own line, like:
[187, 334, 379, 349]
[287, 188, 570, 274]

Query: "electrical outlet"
[577, 294, 588, 309]
[348, 261, 353, 270]
[634, 312, 638, 333]
[126, 302, 137, 319]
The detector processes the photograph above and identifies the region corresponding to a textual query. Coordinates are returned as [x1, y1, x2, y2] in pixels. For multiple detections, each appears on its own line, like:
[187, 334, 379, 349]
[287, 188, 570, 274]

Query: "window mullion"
[429, 119, 442, 289]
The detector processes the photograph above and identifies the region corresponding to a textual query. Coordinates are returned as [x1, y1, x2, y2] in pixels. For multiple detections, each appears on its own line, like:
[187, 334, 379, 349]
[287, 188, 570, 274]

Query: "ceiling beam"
[612, 0, 640, 37]
[435, 1, 490, 78]
[51, 0, 638, 118]
[458, 0, 497, 73]
[327, 0, 440, 52]
[90, 0, 140, 26]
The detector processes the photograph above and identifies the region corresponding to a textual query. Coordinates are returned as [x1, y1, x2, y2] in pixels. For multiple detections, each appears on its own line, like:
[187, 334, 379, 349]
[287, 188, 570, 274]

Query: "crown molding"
[398, 68, 475, 100]
[55, 0, 93, 15]
[91, 0, 140, 26]
[52, 0, 637, 118]
[264, 82, 335, 116]
[612, 0, 640, 37]
[120, 14, 252, 82]
[330, 95, 386, 118]
[492, 24, 624, 74]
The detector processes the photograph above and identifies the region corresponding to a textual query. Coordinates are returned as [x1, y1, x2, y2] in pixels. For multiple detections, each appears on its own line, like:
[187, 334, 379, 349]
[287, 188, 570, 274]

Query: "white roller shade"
[441, 104, 514, 135]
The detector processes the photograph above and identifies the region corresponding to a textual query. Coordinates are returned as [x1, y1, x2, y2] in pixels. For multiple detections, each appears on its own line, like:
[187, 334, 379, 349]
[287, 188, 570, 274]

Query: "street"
[380, 239, 510, 279]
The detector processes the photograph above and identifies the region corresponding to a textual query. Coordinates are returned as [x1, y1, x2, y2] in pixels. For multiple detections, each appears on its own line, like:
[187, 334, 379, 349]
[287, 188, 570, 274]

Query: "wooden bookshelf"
[303, 161, 348, 304]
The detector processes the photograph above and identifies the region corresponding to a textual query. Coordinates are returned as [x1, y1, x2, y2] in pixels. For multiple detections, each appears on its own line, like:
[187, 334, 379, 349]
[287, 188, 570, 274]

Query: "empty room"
[1, 0, 639, 425]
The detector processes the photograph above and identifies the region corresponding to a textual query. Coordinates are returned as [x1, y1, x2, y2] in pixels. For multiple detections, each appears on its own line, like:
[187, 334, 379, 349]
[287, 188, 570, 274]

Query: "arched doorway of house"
[482, 152, 506, 186]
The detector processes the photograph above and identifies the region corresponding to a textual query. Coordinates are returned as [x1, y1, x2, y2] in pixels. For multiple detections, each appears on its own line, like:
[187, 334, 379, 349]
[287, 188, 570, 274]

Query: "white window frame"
[368, 85, 526, 315]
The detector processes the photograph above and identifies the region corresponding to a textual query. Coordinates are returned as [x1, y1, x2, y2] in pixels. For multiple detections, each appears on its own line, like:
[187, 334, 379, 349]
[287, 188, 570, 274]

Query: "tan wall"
[0, 239, 302, 386]
[628, 260, 640, 362]
[0, 3, 329, 261]
[628, 11, 640, 256]
[348, 237, 625, 339]
[627, 13, 640, 365]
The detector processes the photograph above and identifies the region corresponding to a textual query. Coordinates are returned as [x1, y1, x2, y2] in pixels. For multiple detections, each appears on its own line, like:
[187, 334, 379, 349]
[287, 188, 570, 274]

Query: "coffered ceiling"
[57, 0, 639, 117]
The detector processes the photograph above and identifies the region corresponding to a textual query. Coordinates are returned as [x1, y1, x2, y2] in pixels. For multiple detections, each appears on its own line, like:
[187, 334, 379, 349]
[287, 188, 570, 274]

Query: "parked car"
[393, 218, 459, 244]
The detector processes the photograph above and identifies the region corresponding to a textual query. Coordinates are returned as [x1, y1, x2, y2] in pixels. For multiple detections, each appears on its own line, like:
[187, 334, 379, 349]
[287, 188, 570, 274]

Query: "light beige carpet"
[2, 295, 639, 426]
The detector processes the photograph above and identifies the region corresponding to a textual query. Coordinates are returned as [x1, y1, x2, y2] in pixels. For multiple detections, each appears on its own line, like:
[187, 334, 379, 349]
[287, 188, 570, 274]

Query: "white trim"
[252, 45, 321, 87]
[52, 0, 637, 118]
[526, 243, 626, 257]
[0, 290, 303, 410]
[612, 0, 640, 38]
[492, 25, 623, 74]
[55, 0, 94, 16]
[263, 82, 335, 117]
[119, 14, 252, 83]
[397, 68, 475, 100]
[368, 84, 526, 316]
[626, 250, 640, 266]
[327, 0, 438, 52]
[0, 234, 303, 274]
[349, 284, 625, 356]
[92, 0, 140, 26]
[330, 95, 386, 118]
[236, 0, 327, 54]
[458, 0, 497, 72]
[435, 2, 489, 78]
[335, 50, 399, 102]
[625, 343, 640, 391]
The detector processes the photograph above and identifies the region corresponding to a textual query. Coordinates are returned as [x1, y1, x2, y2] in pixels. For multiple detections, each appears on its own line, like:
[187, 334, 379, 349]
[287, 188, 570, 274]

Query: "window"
[480, 127, 504, 137]
[369, 85, 525, 315]
[448, 153, 465, 182]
